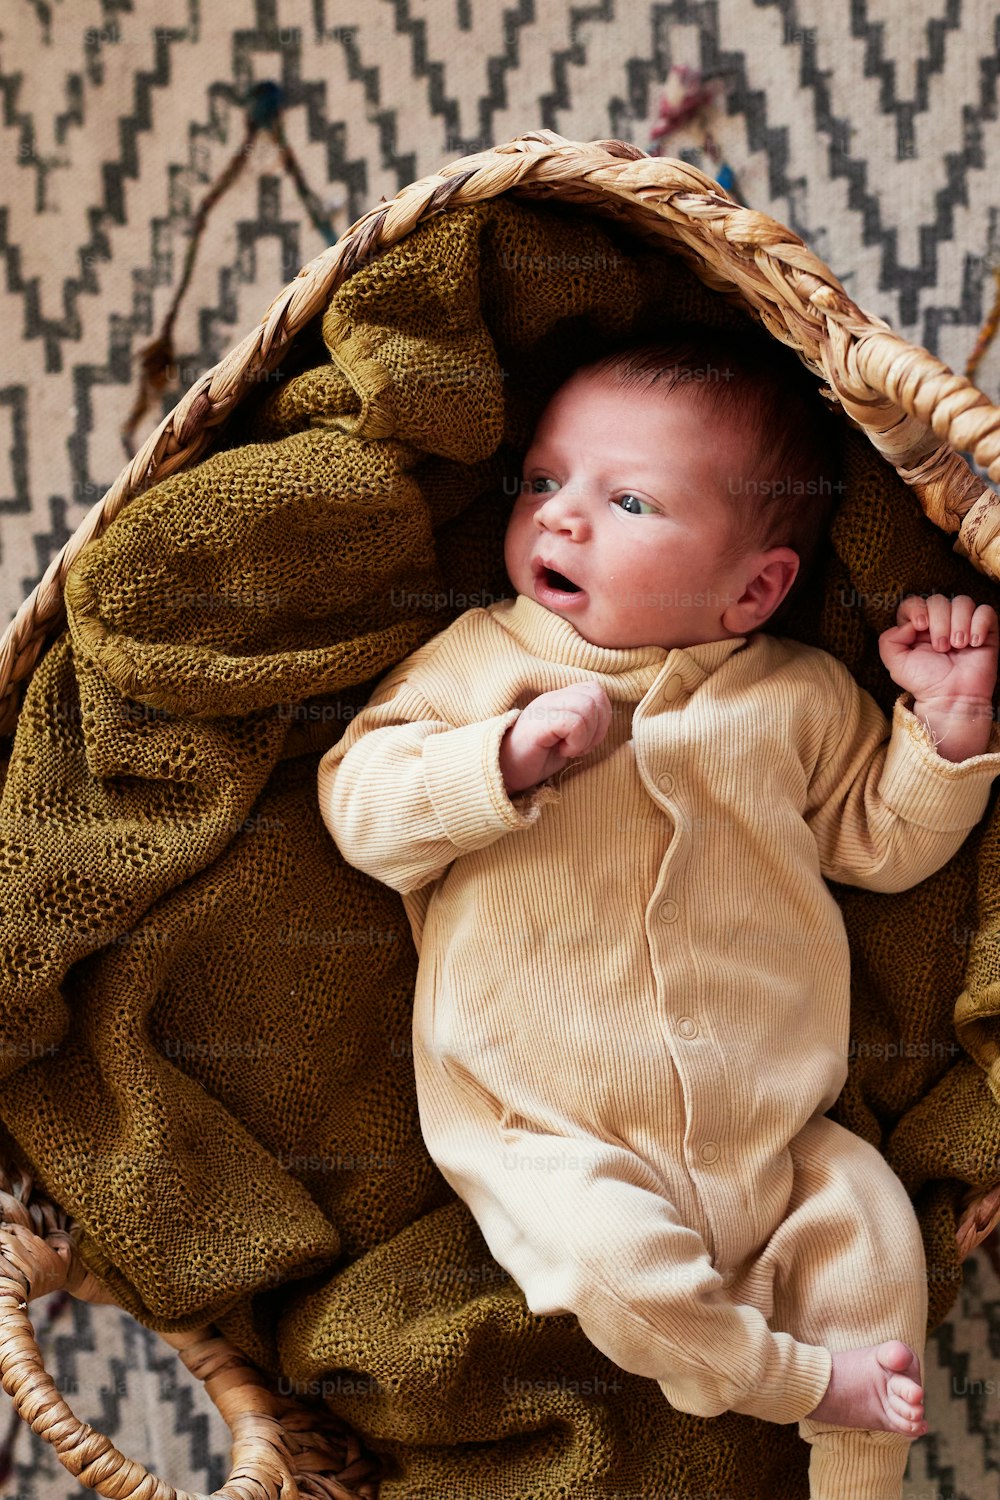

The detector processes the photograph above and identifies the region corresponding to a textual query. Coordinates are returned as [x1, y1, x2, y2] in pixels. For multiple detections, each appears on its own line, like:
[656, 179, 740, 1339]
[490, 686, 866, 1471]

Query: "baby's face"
[503, 369, 761, 650]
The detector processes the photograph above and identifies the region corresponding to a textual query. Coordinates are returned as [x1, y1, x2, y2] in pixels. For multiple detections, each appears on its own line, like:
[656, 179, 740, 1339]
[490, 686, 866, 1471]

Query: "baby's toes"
[888, 1374, 923, 1406]
[886, 1377, 924, 1422]
[886, 1401, 925, 1436]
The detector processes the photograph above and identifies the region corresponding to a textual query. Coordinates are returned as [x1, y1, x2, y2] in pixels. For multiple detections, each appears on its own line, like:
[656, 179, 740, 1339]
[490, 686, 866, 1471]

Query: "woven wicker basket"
[1, 129, 999, 1500]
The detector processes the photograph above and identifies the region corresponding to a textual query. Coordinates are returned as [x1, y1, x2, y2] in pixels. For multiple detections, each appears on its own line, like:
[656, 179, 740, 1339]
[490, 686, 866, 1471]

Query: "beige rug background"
[0, 3, 998, 1497]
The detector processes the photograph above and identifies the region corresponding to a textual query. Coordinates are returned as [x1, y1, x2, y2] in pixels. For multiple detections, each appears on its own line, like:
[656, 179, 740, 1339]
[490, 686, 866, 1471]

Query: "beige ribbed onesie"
[318, 593, 1000, 1500]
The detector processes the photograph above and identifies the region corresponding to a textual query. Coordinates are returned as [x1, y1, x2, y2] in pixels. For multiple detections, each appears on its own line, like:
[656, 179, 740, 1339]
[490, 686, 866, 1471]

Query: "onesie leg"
[412, 1044, 832, 1423]
[737, 1114, 928, 1500]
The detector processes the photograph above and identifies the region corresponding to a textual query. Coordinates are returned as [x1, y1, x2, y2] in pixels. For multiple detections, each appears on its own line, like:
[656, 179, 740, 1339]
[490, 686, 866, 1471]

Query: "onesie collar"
[491, 594, 748, 684]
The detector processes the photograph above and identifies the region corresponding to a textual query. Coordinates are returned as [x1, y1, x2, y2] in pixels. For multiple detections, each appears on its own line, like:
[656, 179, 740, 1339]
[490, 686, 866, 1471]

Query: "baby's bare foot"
[805, 1341, 928, 1437]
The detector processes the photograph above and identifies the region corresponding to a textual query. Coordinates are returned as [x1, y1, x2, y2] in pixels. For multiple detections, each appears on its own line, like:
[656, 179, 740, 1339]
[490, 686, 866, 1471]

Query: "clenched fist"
[499, 682, 612, 795]
[878, 592, 999, 762]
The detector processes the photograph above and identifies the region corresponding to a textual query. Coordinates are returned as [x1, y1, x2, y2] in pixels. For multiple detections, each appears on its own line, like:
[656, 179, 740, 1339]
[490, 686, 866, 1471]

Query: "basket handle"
[955, 1181, 1000, 1261]
[0, 1254, 295, 1498]
[0, 1163, 380, 1499]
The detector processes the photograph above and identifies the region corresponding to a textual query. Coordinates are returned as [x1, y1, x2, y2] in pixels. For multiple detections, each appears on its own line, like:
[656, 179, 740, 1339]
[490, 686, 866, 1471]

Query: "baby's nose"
[534, 488, 590, 535]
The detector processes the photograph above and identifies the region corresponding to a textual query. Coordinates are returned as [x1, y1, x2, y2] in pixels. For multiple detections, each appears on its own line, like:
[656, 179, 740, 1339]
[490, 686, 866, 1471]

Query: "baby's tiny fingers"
[946, 595, 977, 648]
[559, 705, 603, 757]
[896, 594, 929, 629]
[924, 593, 956, 650]
[594, 687, 612, 739]
[551, 707, 582, 748]
[969, 604, 999, 649]
[573, 683, 611, 745]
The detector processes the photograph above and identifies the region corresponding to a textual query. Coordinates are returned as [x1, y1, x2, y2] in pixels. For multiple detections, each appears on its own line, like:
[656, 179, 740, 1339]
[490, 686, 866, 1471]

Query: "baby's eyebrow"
[522, 438, 698, 494]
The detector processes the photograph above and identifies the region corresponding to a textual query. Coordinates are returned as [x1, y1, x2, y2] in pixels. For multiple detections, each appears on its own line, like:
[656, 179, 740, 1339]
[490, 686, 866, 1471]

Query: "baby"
[318, 326, 1000, 1500]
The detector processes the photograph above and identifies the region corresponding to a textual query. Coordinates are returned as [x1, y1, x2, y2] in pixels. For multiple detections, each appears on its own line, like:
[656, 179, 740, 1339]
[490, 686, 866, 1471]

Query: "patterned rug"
[1, 3, 998, 1498]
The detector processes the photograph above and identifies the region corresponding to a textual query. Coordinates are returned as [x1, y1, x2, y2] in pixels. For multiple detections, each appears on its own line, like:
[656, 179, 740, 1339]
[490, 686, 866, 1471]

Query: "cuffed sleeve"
[422, 710, 557, 848]
[877, 691, 1000, 829]
[805, 672, 1000, 893]
[318, 653, 559, 896]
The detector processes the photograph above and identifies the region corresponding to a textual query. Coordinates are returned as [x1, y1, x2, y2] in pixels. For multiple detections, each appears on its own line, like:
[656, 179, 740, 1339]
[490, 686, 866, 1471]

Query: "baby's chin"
[529, 587, 741, 650]
[512, 571, 681, 650]
[534, 597, 669, 651]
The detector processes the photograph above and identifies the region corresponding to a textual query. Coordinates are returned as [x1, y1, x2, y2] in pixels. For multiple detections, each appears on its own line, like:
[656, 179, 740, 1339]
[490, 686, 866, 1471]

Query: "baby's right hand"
[499, 683, 611, 796]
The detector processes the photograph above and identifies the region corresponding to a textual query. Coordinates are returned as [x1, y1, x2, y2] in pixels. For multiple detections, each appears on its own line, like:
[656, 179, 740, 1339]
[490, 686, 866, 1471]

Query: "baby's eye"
[616, 493, 657, 515]
[529, 477, 559, 494]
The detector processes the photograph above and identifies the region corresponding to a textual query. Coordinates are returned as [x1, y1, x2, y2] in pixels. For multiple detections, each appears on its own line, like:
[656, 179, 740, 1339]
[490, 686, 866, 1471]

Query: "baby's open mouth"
[541, 566, 582, 594]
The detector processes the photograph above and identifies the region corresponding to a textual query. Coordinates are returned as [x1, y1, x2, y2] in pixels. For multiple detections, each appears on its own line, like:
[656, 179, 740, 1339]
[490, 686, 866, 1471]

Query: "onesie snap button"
[659, 674, 684, 704]
[700, 1141, 721, 1164]
[657, 899, 679, 923]
[655, 771, 674, 794]
[676, 1016, 698, 1039]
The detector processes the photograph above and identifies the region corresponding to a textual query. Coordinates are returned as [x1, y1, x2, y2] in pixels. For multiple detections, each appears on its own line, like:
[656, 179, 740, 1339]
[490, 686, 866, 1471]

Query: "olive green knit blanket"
[0, 198, 998, 1499]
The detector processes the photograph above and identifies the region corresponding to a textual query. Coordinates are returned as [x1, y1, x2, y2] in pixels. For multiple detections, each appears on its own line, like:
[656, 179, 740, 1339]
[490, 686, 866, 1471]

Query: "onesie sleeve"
[317, 641, 558, 895]
[804, 657, 1000, 893]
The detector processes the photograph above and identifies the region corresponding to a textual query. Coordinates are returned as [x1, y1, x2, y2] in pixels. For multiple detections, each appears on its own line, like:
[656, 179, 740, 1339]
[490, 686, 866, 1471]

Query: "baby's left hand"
[878, 593, 999, 704]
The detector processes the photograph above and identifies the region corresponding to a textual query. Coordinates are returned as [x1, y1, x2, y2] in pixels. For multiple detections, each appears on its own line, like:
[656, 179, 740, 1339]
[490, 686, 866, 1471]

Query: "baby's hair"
[575, 324, 845, 622]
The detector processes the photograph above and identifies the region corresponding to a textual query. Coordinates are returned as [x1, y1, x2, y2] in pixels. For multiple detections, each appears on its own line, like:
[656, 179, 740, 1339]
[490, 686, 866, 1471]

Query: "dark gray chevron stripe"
[3, 156, 348, 582]
[15, 493, 73, 618]
[611, 0, 988, 358]
[341, 0, 1000, 355]
[20, 2, 54, 47]
[292, 0, 553, 193]
[728, 0, 1000, 344]
[334, 0, 1000, 354]
[51, 1298, 97, 1414]
[539, 2, 616, 128]
[848, 0, 962, 159]
[373, 0, 539, 165]
[0, 386, 30, 516]
[0, 29, 176, 372]
[120, 1313, 230, 1493]
[0, 7, 375, 372]
[56, 171, 324, 522]
[915, 1252, 1000, 1498]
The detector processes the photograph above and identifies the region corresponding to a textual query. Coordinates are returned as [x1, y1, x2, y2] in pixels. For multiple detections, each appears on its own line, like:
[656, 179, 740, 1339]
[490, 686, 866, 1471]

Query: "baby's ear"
[744, 547, 802, 629]
[764, 549, 812, 632]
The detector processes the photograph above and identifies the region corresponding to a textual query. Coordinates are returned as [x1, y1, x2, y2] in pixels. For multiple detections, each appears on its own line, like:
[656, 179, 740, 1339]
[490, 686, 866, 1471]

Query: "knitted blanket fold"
[0, 195, 997, 1500]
